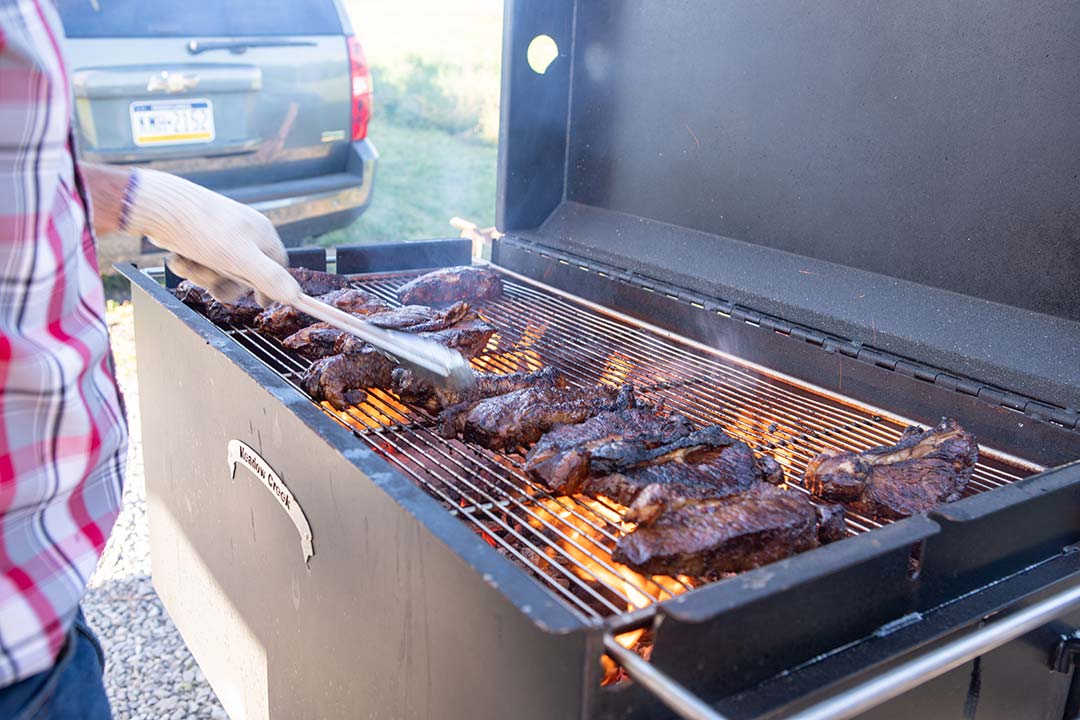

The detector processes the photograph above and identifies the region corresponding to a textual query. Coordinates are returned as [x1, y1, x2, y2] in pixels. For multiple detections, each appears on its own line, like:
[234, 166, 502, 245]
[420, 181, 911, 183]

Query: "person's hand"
[123, 168, 301, 306]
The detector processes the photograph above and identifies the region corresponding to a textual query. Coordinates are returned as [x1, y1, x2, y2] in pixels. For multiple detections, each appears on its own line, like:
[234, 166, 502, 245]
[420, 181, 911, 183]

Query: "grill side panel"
[130, 279, 587, 720]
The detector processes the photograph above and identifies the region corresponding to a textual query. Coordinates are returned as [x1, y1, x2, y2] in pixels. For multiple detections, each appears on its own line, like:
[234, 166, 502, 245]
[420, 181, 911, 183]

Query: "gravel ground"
[83, 302, 228, 720]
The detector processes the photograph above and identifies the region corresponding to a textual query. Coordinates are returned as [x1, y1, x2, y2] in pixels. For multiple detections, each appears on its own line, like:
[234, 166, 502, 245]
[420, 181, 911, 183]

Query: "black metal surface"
[713, 553, 1080, 720]
[498, 0, 1080, 409]
[336, 239, 471, 274]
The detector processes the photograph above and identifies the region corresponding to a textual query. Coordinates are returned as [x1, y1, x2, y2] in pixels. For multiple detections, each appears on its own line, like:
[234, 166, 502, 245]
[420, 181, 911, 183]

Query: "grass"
[310, 1, 502, 248]
[315, 118, 497, 247]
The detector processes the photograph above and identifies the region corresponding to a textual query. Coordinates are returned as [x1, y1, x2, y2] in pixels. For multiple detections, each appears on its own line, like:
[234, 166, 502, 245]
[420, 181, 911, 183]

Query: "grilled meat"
[525, 410, 696, 494]
[418, 318, 496, 358]
[281, 300, 489, 360]
[174, 280, 210, 309]
[391, 366, 553, 413]
[256, 288, 388, 339]
[300, 342, 396, 410]
[303, 316, 500, 411]
[367, 301, 473, 332]
[287, 267, 351, 296]
[814, 503, 848, 543]
[583, 427, 782, 522]
[438, 381, 639, 451]
[613, 484, 826, 575]
[803, 418, 977, 520]
[398, 266, 504, 306]
[282, 323, 343, 359]
[174, 281, 263, 326]
[255, 303, 316, 339]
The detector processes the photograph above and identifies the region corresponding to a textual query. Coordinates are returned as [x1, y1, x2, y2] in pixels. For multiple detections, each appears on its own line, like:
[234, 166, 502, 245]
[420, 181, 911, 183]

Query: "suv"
[57, 0, 375, 252]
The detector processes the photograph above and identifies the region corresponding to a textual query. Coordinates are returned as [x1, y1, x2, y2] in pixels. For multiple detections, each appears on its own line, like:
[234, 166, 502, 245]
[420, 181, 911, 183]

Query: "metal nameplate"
[227, 440, 314, 565]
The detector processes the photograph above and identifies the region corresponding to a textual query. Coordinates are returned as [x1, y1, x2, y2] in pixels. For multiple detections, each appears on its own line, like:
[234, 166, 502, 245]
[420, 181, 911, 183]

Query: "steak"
[175, 267, 349, 328]
[438, 382, 640, 451]
[803, 418, 978, 520]
[256, 288, 389, 339]
[367, 301, 474, 332]
[300, 342, 396, 410]
[525, 410, 696, 494]
[287, 267, 352, 296]
[417, 318, 496, 359]
[284, 311, 493, 364]
[584, 427, 783, 522]
[282, 323, 343, 360]
[391, 367, 555, 413]
[613, 484, 825, 575]
[174, 281, 263, 326]
[398, 266, 503, 306]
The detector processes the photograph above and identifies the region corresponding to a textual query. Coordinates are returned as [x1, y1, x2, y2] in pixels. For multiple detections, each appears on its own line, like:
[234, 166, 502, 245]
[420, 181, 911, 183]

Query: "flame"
[526, 495, 694, 686]
[471, 348, 544, 374]
[599, 351, 634, 388]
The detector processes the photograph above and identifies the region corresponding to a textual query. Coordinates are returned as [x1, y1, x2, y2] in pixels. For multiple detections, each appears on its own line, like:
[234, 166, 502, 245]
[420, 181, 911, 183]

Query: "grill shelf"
[216, 268, 1035, 623]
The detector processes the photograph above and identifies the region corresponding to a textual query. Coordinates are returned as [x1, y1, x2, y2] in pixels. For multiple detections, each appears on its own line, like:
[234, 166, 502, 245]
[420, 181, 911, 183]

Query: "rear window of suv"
[57, 0, 342, 37]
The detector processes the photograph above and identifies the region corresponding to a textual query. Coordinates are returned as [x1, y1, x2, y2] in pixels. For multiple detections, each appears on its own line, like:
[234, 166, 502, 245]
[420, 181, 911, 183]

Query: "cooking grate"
[216, 268, 1035, 622]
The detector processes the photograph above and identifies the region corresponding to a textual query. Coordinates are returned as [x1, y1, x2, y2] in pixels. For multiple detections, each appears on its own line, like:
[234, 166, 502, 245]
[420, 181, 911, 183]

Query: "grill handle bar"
[605, 580, 1080, 720]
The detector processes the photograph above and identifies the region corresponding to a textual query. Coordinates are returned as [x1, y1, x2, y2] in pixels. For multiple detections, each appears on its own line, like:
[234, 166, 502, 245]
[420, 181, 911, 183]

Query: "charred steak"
[366, 301, 473, 333]
[398, 266, 504, 306]
[525, 410, 696, 494]
[438, 381, 640, 451]
[613, 484, 827, 575]
[803, 418, 977, 520]
[282, 323, 343, 359]
[417, 318, 496, 359]
[300, 342, 396, 410]
[391, 366, 553, 413]
[584, 427, 783, 522]
[257, 288, 388, 339]
[174, 281, 263, 326]
[282, 300, 490, 360]
[287, 267, 352, 296]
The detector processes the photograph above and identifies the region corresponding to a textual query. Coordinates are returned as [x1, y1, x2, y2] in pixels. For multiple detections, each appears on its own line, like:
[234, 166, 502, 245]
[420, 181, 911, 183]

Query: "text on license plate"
[130, 99, 215, 146]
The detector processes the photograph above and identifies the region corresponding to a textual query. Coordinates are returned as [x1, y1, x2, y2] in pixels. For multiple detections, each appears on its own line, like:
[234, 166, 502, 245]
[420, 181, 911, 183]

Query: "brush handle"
[293, 294, 469, 379]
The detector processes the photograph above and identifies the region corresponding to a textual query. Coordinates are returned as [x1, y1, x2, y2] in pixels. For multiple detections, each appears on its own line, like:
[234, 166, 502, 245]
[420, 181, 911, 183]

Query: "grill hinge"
[499, 237, 1080, 431]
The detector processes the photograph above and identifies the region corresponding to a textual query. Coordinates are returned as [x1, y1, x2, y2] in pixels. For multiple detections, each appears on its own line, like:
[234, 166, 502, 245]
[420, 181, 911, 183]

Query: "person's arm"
[80, 163, 300, 305]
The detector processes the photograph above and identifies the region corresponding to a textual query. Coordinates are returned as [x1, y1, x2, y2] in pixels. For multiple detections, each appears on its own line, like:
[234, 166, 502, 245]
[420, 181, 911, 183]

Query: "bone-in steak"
[392, 367, 556, 413]
[584, 427, 782, 523]
[438, 382, 639, 451]
[398, 266, 504, 306]
[256, 288, 388, 339]
[300, 342, 395, 410]
[803, 418, 977, 520]
[525, 411, 696, 495]
[174, 281, 263, 326]
[613, 484, 824, 575]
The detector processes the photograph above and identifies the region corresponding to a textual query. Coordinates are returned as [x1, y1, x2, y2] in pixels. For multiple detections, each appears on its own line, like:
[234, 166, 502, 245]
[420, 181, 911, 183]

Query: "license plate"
[130, 99, 215, 147]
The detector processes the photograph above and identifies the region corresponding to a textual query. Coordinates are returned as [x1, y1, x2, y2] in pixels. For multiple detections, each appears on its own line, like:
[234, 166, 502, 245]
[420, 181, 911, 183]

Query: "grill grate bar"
[212, 268, 1037, 622]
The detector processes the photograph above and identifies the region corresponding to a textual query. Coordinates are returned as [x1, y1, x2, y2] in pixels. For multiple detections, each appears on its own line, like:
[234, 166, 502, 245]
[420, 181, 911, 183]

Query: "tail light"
[347, 36, 372, 141]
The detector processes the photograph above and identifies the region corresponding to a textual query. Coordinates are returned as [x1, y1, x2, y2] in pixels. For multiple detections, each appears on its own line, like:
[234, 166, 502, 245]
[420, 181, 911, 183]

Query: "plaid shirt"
[0, 0, 127, 686]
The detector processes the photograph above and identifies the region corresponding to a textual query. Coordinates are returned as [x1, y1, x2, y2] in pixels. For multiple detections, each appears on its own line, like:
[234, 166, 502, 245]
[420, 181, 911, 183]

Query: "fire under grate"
[215, 267, 1036, 624]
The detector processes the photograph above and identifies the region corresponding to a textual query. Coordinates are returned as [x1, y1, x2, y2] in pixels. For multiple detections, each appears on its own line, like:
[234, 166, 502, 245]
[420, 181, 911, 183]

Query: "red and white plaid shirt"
[0, 0, 126, 686]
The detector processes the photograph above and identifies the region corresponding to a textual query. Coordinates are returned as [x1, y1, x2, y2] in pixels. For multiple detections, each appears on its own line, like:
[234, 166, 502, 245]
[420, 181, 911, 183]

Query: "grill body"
[120, 243, 1080, 719]
[119, 0, 1080, 715]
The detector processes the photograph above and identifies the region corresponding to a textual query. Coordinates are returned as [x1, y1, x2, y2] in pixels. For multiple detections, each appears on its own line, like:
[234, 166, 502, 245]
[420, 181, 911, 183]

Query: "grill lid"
[496, 0, 1080, 409]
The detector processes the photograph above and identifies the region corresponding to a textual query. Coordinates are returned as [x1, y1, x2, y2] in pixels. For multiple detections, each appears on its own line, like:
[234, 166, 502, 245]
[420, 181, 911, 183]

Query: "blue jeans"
[0, 609, 112, 720]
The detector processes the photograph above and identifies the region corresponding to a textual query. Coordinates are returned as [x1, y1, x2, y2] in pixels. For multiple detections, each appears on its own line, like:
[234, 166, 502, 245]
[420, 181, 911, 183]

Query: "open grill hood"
[117, 1, 1080, 719]
[498, 0, 1080, 415]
